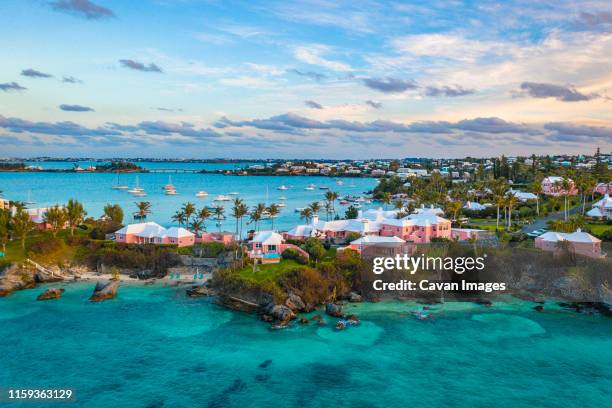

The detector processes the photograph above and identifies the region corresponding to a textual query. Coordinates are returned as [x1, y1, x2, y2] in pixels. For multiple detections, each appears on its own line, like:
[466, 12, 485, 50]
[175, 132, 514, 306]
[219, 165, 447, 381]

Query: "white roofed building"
[535, 229, 604, 258]
[586, 194, 612, 220]
[115, 222, 195, 246]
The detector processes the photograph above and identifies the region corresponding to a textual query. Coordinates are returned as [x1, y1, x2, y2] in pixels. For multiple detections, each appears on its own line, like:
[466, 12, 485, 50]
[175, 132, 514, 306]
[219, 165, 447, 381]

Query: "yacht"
[277, 185, 289, 190]
[228, 192, 240, 196]
[128, 176, 145, 194]
[304, 184, 316, 191]
[278, 196, 288, 200]
[112, 173, 129, 190]
[276, 202, 286, 208]
[165, 189, 178, 195]
[336, 179, 344, 185]
[195, 191, 208, 198]
[213, 195, 231, 201]
[319, 186, 329, 190]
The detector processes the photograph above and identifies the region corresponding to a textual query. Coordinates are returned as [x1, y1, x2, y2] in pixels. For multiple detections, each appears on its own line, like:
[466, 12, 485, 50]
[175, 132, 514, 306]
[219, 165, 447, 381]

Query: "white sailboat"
[196, 191, 208, 198]
[112, 172, 129, 190]
[25, 190, 36, 206]
[277, 185, 288, 190]
[128, 176, 145, 194]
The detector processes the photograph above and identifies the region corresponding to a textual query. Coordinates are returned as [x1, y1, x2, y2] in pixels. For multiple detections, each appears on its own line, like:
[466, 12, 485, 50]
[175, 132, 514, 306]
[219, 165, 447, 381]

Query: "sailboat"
[163, 175, 177, 195]
[112, 172, 129, 190]
[128, 176, 145, 195]
[25, 190, 36, 206]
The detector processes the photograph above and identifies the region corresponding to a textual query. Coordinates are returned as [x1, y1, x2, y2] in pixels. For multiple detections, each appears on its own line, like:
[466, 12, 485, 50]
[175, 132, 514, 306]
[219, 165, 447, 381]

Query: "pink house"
[115, 222, 195, 247]
[379, 214, 452, 243]
[593, 182, 612, 195]
[535, 229, 604, 258]
[248, 230, 310, 263]
[541, 176, 578, 196]
[198, 231, 235, 245]
[342, 235, 415, 257]
[451, 228, 489, 241]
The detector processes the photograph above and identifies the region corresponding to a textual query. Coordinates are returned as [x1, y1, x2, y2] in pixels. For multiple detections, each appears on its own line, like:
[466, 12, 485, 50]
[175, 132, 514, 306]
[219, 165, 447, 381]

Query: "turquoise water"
[1, 284, 610, 407]
[0, 161, 376, 231]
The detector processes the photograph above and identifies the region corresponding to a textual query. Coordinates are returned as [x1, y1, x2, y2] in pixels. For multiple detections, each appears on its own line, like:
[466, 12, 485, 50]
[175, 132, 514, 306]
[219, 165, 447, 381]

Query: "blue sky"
[0, 0, 611, 158]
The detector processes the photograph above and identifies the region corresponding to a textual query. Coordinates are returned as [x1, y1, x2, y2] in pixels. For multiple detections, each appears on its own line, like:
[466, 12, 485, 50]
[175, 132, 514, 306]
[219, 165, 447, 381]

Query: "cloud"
[576, 11, 612, 31]
[293, 45, 351, 72]
[21, 69, 53, 78]
[50, 0, 115, 20]
[62, 76, 83, 84]
[425, 85, 475, 97]
[288, 69, 327, 81]
[136, 121, 220, 138]
[119, 59, 163, 73]
[362, 77, 417, 93]
[453, 117, 535, 134]
[304, 100, 323, 109]
[60, 104, 94, 112]
[154, 107, 183, 112]
[544, 122, 612, 142]
[365, 100, 382, 109]
[519, 82, 597, 102]
[0, 82, 27, 92]
[0, 115, 119, 137]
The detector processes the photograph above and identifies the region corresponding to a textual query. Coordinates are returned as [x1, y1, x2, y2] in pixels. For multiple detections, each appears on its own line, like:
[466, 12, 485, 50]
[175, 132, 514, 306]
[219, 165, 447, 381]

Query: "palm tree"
[309, 201, 321, 217]
[324, 191, 338, 215]
[505, 193, 519, 229]
[494, 194, 505, 230]
[531, 179, 543, 216]
[554, 178, 572, 221]
[445, 201, 462, 223]
[323, 201, 333, 221]
[197, 207, 211, 231]
[181, 202, 196, 225]
[231, 198, 244, 238]
[267, 204, 280, 230]
[189, 219, 204, 237]
[393, 199, 404, 211]
[249, 203, 266, 232]
[103, 203, 124, 224]
[66, 199, 87, 236]
[44, 205, 68, 237]
[300, 207, 314, 224]
[381, 192, 392, 209]
[135, 201, 152, 220]
[0, 209, 11, 252]
[172, 210, 186, 227]
[213, 205, 225, 231]
[11, 208, 34, 249]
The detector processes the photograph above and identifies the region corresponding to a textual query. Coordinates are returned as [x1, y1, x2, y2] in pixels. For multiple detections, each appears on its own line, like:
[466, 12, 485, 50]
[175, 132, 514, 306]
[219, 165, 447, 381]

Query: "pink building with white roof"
[541, 176, 578, 196]
[248, 230, 309, 263]
[593, 182, 612, 195]
[586, 194, 612, 220]
[535, 229, 604, 258]
[115, 222, 195, 247]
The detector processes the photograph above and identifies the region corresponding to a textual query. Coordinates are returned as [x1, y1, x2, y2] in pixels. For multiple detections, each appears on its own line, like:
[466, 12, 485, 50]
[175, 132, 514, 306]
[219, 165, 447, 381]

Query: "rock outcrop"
[89, 280, 119, 302]
[37, 288, 65, 301]
[325, 303, 343, 318]
[285, 293, 306, 312]
[186, 285, 214, 297]
[0, 264, 36, 297]
[261, 303, 296, 326]
[348, 292, 363, 303]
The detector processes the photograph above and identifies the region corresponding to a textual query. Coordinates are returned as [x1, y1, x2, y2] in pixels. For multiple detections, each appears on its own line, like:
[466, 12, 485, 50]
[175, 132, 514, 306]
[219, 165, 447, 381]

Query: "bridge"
[147, 168, 203, 173]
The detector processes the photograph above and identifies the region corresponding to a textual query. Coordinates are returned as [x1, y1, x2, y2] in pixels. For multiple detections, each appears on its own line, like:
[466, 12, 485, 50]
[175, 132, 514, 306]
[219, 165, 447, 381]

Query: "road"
[522, 204, 583, 233]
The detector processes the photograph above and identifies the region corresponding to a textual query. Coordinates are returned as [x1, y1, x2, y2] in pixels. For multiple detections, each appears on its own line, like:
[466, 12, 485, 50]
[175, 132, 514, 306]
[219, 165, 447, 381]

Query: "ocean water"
[1, 283, 611, 408]
[0, 161, 377, 231]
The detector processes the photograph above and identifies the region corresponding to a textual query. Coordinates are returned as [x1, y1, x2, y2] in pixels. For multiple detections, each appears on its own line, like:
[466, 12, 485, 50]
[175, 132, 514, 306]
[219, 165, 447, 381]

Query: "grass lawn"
[587, 223, 612, 235]
[236, 259, 304, 283]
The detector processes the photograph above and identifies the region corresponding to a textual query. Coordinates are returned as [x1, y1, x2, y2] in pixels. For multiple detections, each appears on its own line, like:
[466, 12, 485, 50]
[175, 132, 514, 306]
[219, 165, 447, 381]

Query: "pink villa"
[248, 230, 309, 264]
[541, 176, 578, 196]
[593, 182, 612, 195]
[586, 194, 612, 220]
[12, 207, 67, 231]
[341, 235, 414, 257]
[379, 213, 452, 243]
[199, 231, 235, 245]
[451, 228, 489, 241]
[115, 222, 195, 247]
[535, 229, 604, 258]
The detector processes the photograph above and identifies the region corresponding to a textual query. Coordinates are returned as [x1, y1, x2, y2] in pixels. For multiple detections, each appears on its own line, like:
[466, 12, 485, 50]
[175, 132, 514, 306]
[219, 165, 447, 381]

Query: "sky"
[0, 0, 611, 159]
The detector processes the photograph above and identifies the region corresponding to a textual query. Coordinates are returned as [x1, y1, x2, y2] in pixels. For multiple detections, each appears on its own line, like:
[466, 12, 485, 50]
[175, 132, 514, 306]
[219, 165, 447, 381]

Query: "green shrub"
[29, 238, 62, 254]
[281, 248, 307, 264]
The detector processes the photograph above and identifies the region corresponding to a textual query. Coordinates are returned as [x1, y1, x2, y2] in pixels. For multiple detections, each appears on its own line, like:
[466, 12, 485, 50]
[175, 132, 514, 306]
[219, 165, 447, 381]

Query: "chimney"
[361, 218, 370, 233]
[357, 210, 363, 219]
[312, 215, 319, 226]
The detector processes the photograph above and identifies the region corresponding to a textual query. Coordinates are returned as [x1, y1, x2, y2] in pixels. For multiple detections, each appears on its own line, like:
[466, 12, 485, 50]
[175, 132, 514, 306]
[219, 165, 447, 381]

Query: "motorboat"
[336, 179, 344, 185]
[304, 184, 316, 191]
[228, 192, 240, 195]
[195, 191, 208, 198]
[213, 195, 231, 201]
[277, 185, 289, 190]
[319, 186, 329, 190]
[276, 203, 286, 207]
[278, 196, 288, 200]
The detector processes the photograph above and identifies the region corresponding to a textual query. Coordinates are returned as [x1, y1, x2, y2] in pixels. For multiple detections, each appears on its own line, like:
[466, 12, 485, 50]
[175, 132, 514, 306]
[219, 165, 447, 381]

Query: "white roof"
[350, 236, 405, 245]
[592, 194, 612, 209]
[543, 176, 564, 183]
[586, 207, 604, 217]
[464, 201, 487, 210]
[286, 225, 316, 237]
[164, 227, 195, 239]
[413, 205, 444, 216]
[252, 230, 284, 245]
[508, 189, 537, 201]
[116, 222, 166, 238]
[537, 229, 600, 244]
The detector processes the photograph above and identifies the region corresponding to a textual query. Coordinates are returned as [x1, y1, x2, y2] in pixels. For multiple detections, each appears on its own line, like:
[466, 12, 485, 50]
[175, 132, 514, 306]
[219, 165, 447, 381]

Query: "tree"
[267, 204, 280, 230]
[231, 199, 244, 238]
[103, 204, 124, 224]
[189, 219, 204, 237]
[505, 194, 519, 229]
[66, 199, 87, 236]
[393, 199, 404, 211]
[324, 191, 338, 215]
[172, 210, 186, 227]
[530, 178, 543, 216]
[198, 207, 211, 231]
[494, 194, 505, 230]
[12, 208, 34, 249]
[302, 237, 325, 264]
[249, 203, 266, 232]
[308, 201, 321, 217]
[213, 205, 225, 231]
[181, 202, 196, 225]
[323, 201, 333, 221]
[44, 205, 68, 237]
[345, 205, 358, 219]
[381, 192, 392, 209]
[0, 209, 10, 252]
[445, 201, 462, 222]
[135, 201, 152, 220]
[299, 207, 314, 224]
